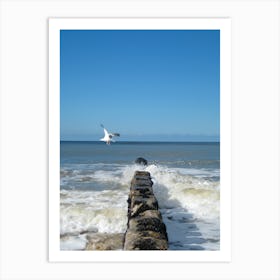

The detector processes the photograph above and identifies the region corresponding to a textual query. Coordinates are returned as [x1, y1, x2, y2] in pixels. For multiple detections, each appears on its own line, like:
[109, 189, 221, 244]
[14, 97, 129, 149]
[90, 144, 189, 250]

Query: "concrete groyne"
[123, 171, 168, 250]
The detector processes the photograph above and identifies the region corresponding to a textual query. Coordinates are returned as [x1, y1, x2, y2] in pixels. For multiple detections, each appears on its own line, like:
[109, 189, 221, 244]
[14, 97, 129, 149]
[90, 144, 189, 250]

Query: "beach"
[60, 141, 220, 250]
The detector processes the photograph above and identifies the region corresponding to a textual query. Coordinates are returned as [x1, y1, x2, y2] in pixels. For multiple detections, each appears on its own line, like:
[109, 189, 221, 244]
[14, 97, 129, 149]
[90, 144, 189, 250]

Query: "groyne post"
[123, 171, 168, 250]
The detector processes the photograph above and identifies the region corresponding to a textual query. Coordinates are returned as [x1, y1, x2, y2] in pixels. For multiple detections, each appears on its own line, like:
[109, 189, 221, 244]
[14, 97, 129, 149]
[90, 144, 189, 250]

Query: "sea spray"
[146, 164, 220, 220]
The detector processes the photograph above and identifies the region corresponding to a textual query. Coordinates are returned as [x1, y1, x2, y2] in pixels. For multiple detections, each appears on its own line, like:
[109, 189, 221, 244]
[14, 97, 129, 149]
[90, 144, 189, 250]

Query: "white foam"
[60, 189, 128, 235]
[60, 234, 88, 251]
[145, 164, 220, 220]
[175, 167, 220, 177]
[61, 163, 220, 223]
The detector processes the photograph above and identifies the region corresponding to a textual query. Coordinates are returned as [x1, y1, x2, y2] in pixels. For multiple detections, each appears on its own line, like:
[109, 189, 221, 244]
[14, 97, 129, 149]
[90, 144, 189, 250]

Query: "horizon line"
[60, 140, 220, 143]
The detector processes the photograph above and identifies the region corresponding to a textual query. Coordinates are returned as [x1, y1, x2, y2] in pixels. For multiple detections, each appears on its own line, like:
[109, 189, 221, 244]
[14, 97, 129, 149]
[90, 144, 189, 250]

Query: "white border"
[49, 18, 231, 262]
[1, 0, 279, 279]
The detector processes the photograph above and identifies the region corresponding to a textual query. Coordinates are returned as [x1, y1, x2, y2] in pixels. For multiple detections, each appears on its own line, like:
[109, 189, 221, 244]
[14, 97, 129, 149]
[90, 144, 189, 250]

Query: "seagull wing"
[100, 124, 109, 137]
[103, 128, 109, 137]
[111, 133, 120, 137]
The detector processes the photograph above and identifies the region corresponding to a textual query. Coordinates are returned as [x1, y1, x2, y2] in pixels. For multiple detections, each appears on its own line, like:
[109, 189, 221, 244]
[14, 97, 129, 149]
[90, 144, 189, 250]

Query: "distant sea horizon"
[60, 140, 220, 143]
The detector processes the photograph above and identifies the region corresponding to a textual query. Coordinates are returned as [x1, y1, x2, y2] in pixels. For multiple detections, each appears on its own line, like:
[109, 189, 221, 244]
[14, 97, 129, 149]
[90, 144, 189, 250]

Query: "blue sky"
[60, 30, 220, 141]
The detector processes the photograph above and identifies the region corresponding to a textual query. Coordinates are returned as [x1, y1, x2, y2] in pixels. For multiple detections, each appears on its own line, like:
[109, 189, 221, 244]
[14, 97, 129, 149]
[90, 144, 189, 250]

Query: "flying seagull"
[100, 124, 120, 145]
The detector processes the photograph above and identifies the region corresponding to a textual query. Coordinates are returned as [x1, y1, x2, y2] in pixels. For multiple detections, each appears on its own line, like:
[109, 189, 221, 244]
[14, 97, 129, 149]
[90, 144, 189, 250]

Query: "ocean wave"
[60, 189, 127, 235]
[60, 163, 219, 235]
[145, 164, 220, 220]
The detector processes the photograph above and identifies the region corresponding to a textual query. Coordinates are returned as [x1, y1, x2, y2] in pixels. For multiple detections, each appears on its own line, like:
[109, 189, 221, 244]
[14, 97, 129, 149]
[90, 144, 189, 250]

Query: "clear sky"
[60, 30, 220, 141]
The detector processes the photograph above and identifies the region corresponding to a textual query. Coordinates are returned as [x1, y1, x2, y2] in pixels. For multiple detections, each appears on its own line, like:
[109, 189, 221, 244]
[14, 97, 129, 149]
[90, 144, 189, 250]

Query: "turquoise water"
[60, 141, 220, 251]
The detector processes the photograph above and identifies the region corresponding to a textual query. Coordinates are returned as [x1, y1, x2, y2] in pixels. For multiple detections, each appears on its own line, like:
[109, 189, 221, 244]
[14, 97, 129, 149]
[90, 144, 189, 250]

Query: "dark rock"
[135, 157, 148, 166]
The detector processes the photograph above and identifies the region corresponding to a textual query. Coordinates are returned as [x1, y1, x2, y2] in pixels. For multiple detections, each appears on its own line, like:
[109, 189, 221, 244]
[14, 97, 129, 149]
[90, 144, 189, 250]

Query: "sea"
[60, 141, 220, 251]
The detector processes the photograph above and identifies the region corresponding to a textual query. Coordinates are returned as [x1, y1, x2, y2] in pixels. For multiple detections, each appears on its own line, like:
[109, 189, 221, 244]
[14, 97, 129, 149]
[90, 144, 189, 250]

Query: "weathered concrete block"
[130, 196, 158, 216]
[86, 233, 124, 250]
[130, 185, 154, 193]
[131, 178, 153, 187]
[125, 229, 167, 241]
[124, 231, 168, 250]
[134, 171, 151, 176]
[130, 188, 154, 197]
[128, 212, 167, 239]
[124, 170, 168, 250]
[130, 198, 159, 217]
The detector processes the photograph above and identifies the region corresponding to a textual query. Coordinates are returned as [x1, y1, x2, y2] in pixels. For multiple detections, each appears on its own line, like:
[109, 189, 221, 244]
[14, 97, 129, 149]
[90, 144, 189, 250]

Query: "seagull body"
[100, 124, 120, 145]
